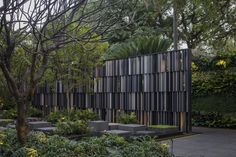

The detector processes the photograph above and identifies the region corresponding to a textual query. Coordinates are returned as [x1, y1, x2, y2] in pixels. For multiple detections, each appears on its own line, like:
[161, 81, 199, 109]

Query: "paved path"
[169, 127, 236, 157]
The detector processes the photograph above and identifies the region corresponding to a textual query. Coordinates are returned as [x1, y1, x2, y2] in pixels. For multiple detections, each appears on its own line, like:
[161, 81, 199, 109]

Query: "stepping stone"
[35, 127, 56, 133]
[135, 130, 156, 136]
[89, 120, 109, 132]
[118, 124, 147, 133]
[6, 124, 15, 129]
[0, 127, 7, 131]
[27, 117, 42, 122]
[28, 121, 52, 130]
[109, 123, 121, 130]
[104, 130, 131, 136]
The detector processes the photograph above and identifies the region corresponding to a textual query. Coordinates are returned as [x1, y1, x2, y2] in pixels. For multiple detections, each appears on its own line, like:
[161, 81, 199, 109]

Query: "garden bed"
[148, 125, 179, 135]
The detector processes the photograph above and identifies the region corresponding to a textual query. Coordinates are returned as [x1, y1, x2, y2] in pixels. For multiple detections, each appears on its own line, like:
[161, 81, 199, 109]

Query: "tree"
[105, 35, 171, 59]
[109, 0, 236, 50]
[41, 33, 109, 112]
[0, 0, 129, 144]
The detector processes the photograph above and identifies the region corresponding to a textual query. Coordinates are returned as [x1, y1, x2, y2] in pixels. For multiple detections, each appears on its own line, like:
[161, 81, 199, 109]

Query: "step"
[104, 130, 131, 136]
[89, 120, 109, 132]
[135, 130, 157, 136]
[26, 117, 42, 122]
[28, 121, 52, 130]
[118, 124, 147, 133]
[0, 127, 7, 131]
[35, 127, 56, 133]
[108, 123, 121, 130]
[6, 124, 15, 129]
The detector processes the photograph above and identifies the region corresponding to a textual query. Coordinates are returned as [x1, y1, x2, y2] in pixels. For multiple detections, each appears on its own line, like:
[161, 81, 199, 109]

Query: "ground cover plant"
[0, 129, 171, 157]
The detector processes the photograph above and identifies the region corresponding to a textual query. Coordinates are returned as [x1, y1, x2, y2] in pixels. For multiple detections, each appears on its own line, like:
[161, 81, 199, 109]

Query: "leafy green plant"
[55, 120, 90, 136]
[28, 107, 43, 118]
[0, 129, 171, 157]
[0, 109, 17, 119]
[47, 111, 68, 123]
[117, 112, 138, 124]
[47, 109, 97, 124]
[105, 35, 171, 60]
[69, 109, 97, 122]
[192, 112, 236, 129]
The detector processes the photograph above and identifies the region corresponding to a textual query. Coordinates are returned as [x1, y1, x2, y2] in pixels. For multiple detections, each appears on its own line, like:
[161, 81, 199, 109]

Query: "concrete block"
[108, 123, 121, 130]
[6, 124, 15, 129]
[89, 120, 109, 132]
[0, 127, 7, 131]
[118, 124, 147, 133]
[35, 127, 56, 133]
[28, 121, 52, 130]
[104, 130, 131, 136]
[135, 130, 156, 136]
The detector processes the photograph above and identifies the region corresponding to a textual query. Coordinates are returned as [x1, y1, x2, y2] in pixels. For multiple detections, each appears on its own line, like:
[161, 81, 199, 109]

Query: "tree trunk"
[16, 100, 29, 145]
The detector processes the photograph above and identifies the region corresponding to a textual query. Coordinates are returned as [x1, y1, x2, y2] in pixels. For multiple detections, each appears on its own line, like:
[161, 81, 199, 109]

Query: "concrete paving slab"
[108, 123, 121, 130]
[89, 120, 109, 132]
[28, 121, 52, 129]
[118, 124, 147, 133]
[104, 130, 131, 136]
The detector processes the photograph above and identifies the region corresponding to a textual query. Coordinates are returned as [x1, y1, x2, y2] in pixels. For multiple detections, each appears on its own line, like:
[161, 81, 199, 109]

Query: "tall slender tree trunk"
[16, 99, 29, 144]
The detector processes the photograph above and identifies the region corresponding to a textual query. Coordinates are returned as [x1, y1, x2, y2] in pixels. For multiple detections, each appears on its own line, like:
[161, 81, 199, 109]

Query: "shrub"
[55, 120, 90, 135]
[69, 109, 97, 122]
[28, 107, 43, 118]
[0, 109, 17, 119]
[47, 109, 97, 123]
[117, 112, 138, 124]
[192, 112, 236, 129]
[192, 95, 236, 114]
[47, 111, 68, 123]
[12, 147, 38, 157]
[0, 130, 171, 157]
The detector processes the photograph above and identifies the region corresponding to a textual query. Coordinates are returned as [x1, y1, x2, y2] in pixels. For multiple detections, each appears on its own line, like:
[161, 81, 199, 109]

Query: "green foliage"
[12, 147, 39, 157]
[0, 108, 17, 119]
[192, 95, 236, 114]
[28, 107, 43, 118]
[47, 109, 97, 123]
[0, 129, 171, 157]
[0, 107, 42, 119]
[192, 71, 236, 97]
[47, 111, 68, 123]
[47, 109, 97, 135]
[192, 112, 236, 129]
[117, 112, 138, 124]
[40, 29, 109, 90]
[105, 35, 171, 60]
[55, 120, 90, 136]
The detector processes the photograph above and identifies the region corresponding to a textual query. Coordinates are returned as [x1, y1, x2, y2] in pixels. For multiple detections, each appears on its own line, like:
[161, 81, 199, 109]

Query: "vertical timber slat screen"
[33, 49, 192, 132]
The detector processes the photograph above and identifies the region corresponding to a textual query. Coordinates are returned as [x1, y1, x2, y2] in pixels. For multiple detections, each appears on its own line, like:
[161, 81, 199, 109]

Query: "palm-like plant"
[105, 35, 171, 60]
